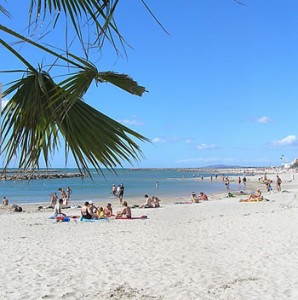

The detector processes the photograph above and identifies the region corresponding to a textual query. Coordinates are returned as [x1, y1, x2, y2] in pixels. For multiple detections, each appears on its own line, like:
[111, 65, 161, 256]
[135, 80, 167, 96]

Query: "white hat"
[88, 200, 93, 204]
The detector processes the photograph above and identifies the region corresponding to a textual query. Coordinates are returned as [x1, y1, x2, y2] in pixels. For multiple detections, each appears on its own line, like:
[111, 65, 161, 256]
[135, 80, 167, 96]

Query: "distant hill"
[202, 164, 250, 169]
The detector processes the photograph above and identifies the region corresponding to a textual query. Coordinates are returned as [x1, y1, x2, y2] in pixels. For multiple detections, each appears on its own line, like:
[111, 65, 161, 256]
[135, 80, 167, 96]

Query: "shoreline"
[1, 170, 297, 299]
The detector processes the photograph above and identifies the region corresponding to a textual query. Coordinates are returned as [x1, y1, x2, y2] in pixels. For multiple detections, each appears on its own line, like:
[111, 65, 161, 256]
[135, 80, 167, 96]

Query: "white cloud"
[273, 135, 297, 146]
[196, 143, 216, 150]
[152, 137, 167, 143]
[185, 139, 194, 144]
[257, 116, 271, 124]
[117, 118, 143, 126]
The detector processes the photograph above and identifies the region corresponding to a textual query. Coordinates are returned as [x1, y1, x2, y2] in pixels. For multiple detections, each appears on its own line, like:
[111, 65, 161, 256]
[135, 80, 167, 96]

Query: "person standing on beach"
[242, 176, 247, 186]
[111, 184, 117, 196]
[58, 188, 67, 205]
[50, 192, 58, 207]
[224, 177, 230, 190]
[2, 196, 8, 205]
[276, 175, 282, 192]
[238, 177, 241, 187]
[118, 183, 124, 205]
[66, 186, 72, 203]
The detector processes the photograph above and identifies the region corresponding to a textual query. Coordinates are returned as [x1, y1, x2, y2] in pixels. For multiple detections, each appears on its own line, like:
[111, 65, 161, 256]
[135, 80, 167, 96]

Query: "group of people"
[80, 200, 132, 219]
[50, 186, 72, 207]
[139, 195, 161, 208]
[80, 201, 113, 219]
[191, 192, 208, 203]
[111, 183, 125, 205]
[258, 174, 282, 193]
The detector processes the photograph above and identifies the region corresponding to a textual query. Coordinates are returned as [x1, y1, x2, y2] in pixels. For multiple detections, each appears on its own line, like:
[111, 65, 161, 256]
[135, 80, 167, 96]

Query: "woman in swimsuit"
[116, 201, 131, 219]
[81, 202, 93, 219]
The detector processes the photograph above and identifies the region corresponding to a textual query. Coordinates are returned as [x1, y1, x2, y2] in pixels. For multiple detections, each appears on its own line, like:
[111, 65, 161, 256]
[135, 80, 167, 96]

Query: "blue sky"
[1, 0, 298, 168]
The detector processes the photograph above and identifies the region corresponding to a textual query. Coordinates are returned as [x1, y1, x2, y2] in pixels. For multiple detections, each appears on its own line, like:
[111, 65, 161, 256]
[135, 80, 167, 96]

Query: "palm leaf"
[98, 72, 147, 96]
[1, 69, 149, 176]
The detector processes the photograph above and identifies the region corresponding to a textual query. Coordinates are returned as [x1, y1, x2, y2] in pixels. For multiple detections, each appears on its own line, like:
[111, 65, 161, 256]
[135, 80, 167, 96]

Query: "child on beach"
[96, 207, 106, 219]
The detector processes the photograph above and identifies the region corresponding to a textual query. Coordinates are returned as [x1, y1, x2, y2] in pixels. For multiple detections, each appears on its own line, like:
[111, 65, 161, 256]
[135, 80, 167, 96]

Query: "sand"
[0, 171, 298, 299]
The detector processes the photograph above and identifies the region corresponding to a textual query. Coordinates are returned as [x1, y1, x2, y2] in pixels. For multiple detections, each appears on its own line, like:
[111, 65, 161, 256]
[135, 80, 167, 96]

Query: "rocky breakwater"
[0, 171, 85, 181]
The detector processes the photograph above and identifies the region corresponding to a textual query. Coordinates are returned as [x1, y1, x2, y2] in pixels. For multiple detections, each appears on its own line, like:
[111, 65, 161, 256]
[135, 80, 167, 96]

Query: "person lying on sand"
[240, 189, 264, 202]
[116, 201, 131, 219]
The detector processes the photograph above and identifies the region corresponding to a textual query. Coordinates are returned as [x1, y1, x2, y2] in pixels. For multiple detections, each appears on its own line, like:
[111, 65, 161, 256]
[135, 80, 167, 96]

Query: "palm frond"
[0, 4, 11, 18]
[28, 0, 124, 53]
[98, 72, 147, 96]
[1, 68, 149, 176]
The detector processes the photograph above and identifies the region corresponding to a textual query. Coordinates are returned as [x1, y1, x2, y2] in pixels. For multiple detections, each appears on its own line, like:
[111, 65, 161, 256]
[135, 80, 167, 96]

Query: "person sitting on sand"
[104, 203, 113, 217]
[2, 196, 8, 206]
[198, 192, 208, 201]
[54, 199, 66, 218]
[191, 192, 201, 203]
[88, 201, 98, 215]
[139, 195, 154, 208]
[81, 201, 94, 219]
[96, 207, 106, 219]
[152, 196, 161, 208]
[116, 201, 131, 219]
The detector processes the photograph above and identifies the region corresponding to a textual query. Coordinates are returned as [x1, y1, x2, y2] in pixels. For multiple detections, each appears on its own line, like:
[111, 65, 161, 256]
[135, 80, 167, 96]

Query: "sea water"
[0, 168, 240, 205]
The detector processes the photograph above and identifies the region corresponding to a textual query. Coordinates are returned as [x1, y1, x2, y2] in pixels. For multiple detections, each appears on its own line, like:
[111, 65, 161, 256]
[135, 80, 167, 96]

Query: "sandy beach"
[0, 171, 298, 299]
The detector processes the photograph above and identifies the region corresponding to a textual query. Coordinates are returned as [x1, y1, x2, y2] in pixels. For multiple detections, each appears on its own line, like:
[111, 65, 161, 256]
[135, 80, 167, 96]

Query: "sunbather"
[191, 192, 201, 203]
[54, 199, 66, 218]
[116, 201, 131, 219]
[152, 196, 161, 207]
[81, 201, 93, 219]
[139, 195, 154, 208]
[240, 189, 264, 202]
[104, 203, 113, 217]
[96, 207, 106, 219]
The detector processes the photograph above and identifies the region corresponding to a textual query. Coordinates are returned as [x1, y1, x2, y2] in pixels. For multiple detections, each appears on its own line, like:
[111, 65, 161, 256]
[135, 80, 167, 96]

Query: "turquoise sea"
[0, 168, 241, 205]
